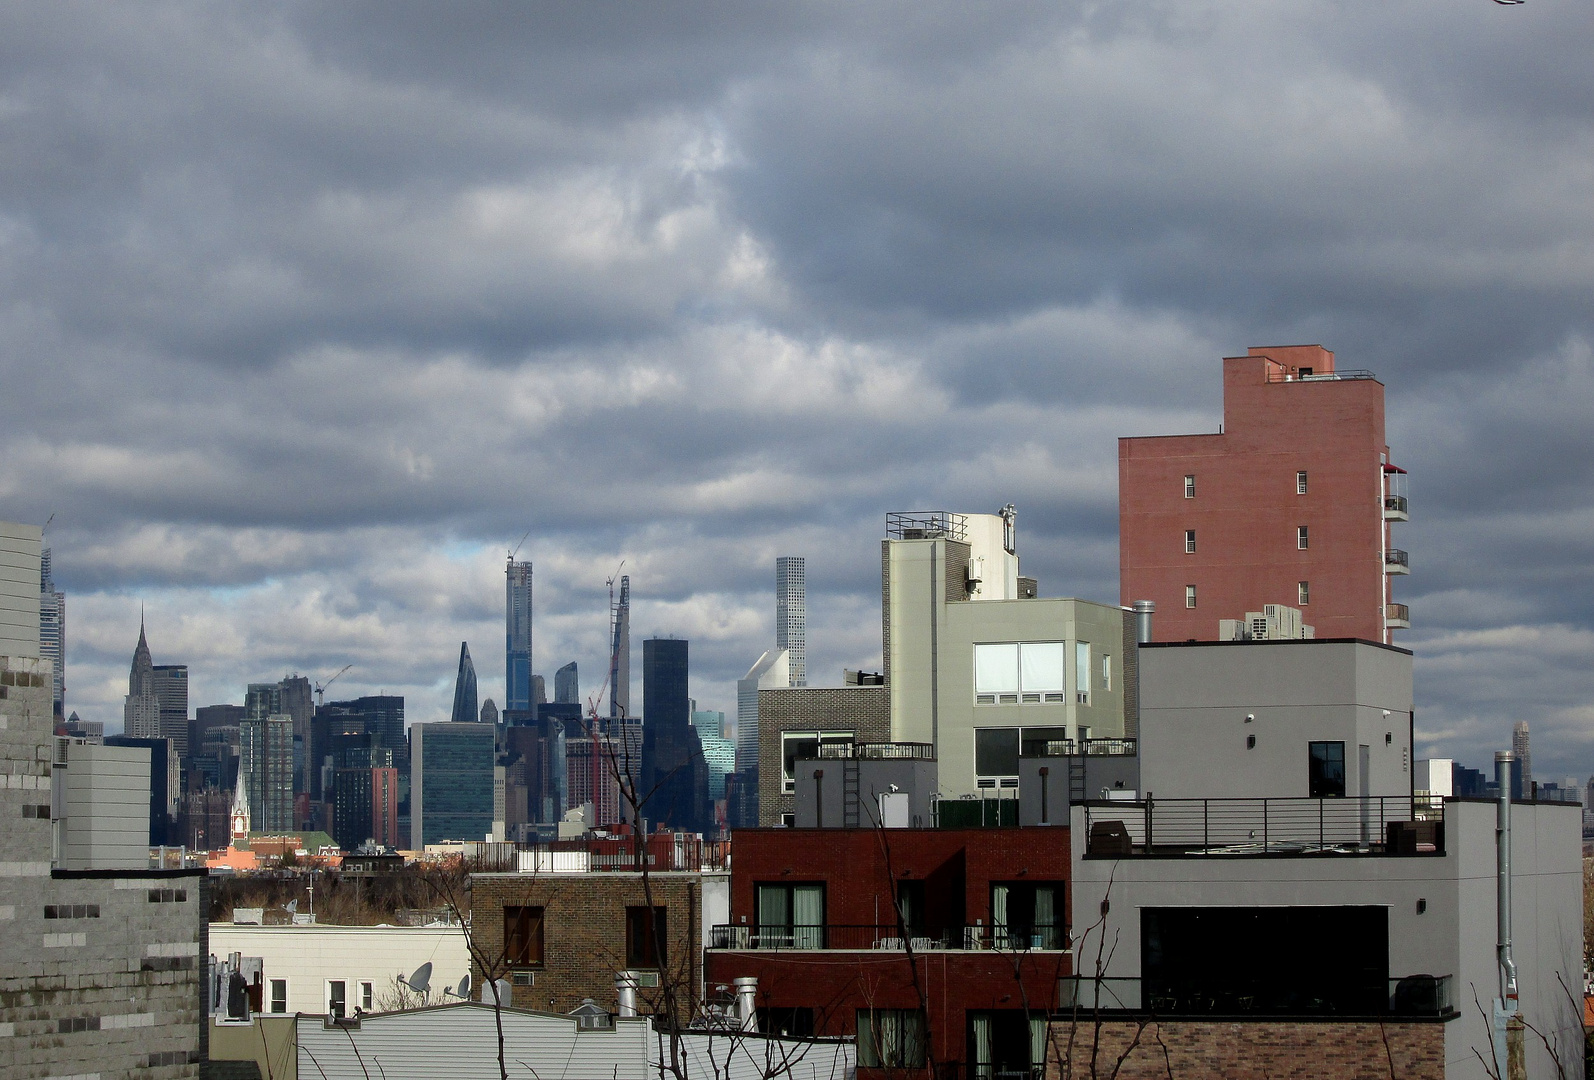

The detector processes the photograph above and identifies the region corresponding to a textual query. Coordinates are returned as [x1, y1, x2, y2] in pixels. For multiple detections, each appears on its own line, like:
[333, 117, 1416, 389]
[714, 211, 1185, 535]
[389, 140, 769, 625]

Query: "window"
[269, 979, 287, 1014]
[626, 906, 668, 969]
[1019, 726, 1067, 757]
[781, 731, 852, 793]
[1184, 529, 1196, 554]
[992, 882, 1065, 949]
[326, 980, 347, 1020]
[360, 981, 374, 1013]
[969, 1011, 1046, 1080]
[1309, 742, 1346, 798]
[1297, 525, 1309, 550]
[1296, 470, 1308, 495]
[1075, 642, 1091, 705]
[1185, 584, 1197, 609]
[857, 1009, 927, 1068]
[1298, 580, 1310, 606]
[756, 883, 824, 947]
[975, 728, 1020, 778]
[893, 880, 925, 936]
[1101, 654, 1112, 691]
[504, 905, 545, 967]
[974, 642, 1067, 704]
[1184, 475, 1195, 499]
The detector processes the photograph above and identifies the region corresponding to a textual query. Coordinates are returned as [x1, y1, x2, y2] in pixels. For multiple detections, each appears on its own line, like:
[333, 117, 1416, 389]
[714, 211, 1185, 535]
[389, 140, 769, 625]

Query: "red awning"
[1383, 463, 1407, 474]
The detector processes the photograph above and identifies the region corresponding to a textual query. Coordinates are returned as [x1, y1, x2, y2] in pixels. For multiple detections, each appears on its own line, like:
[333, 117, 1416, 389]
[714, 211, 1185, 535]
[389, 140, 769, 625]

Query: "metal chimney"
[615, 971, 639, 1017]
[734, 976, 759, 1031]
[1494, 751, 1518, 1005]
[1132, 601, 1156, 645]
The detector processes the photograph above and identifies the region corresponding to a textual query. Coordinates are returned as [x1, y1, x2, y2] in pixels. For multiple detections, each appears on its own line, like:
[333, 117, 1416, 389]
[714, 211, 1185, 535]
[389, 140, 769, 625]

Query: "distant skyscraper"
[506, 558, 534, 713]
[776, 557, 807, 687]
[640, 638, 710, 833]
[692, 710, 735, 802]
[480, 698, 499, 725]
[123, 619, 161, 739]
[151, 664, 189, 759]
[451, 642, 479, 724]
[280, 675, 314, 792]
[555, 661, 579, 705]
[609, 575, 630, 718]
[532, 675, 547, 705]
[1513, 721, 1532, 795]
[39, 547, 64, 717]
[410, 721, 496, 847]
[239, 712, 294, 833]
[733, 648, 790, 827]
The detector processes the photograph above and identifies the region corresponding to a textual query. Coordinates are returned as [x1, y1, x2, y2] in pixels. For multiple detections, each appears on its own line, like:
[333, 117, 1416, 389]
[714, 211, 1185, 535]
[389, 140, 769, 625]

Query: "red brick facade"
[707, 828, 1072, 1072]
[1120, 346, 1401, 644]
[1048, 1017, 1445, 1080]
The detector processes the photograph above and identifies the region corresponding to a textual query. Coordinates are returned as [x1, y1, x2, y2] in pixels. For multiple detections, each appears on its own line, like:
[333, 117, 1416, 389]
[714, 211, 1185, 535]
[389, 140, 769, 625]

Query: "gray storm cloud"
[2, 1, 1591, 778]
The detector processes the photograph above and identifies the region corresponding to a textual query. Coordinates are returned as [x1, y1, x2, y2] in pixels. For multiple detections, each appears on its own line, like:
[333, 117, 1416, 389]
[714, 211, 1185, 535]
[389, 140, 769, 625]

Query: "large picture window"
[756, 883, 824, 948]
[992, 882, 1064, 950]
[975, 642, 1066, 704]
[1309, 741, 1346, 798]
[857, 1009, 927, 1068]
[504, 905, 545, 967]
[975, 728, 1021, 778]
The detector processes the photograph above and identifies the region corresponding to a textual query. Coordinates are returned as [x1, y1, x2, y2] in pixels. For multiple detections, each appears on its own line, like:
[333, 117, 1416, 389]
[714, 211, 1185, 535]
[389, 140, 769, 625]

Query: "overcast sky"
[3, 2, 1591, 782]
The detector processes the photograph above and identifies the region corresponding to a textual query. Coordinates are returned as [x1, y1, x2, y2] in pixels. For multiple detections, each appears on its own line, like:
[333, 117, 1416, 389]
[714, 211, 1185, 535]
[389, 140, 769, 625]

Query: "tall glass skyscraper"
[609, 575, 630, 718]
[776, 556, 806, 687]
[410, 721, 496, 847]
[554, 661, 579, 705]
[38, 547, 64, 717]
[506, 558, 534, 712]
[451, 642, 478, 724]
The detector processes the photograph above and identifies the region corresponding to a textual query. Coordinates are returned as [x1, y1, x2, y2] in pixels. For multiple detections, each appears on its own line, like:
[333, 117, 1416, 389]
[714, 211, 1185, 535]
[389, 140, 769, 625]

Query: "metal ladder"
[1068, 756, 1087, 804]
[843, 758, 861, 827]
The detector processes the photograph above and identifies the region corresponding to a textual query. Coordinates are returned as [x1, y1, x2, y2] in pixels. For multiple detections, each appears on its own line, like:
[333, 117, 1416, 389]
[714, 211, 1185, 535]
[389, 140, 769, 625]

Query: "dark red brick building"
[706, 827, 1070, 1078]
[1119, 345, 1409, 644]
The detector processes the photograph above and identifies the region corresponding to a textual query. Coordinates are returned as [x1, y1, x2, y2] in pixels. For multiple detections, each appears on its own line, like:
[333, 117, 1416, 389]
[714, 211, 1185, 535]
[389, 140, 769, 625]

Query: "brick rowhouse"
[1119, 345, 1408, 644]
[705, 827, 1071, 1076]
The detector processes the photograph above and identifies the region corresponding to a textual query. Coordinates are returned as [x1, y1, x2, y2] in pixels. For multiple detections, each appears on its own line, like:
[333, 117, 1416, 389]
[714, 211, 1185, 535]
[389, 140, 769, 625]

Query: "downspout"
[1495, 751, 1518, 1005]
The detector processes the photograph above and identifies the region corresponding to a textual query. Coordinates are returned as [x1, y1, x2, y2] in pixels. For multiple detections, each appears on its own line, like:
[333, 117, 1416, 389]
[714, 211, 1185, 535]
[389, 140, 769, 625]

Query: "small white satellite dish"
[405, 962, 432, 995]
[451, 973, 473, 999]
[286, 900, 298, 913]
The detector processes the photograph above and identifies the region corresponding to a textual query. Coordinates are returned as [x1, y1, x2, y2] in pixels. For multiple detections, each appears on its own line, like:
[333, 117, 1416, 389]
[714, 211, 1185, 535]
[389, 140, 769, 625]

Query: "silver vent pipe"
[615, 971, 639, 1017]
[1494, 751, 1518, 1006]
[1132, 600, 1155, 645]
[734, 976, 759, 1031]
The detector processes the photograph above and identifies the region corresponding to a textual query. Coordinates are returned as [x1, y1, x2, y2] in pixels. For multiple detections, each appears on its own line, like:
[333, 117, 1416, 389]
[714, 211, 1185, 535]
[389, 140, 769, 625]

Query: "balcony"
[1264, 367, 1378, 384]
[1383, 548, 1409, 575]
[1056, 974, 1455, 1019]
[1081, 796, 1445, 858]
[708, 923, 1068, 952]
[815, 741, 935, 761]
[1021, 737, 1138, 759]
[1385, 603, 1410, 629]
[1383, 494, 1409, 521]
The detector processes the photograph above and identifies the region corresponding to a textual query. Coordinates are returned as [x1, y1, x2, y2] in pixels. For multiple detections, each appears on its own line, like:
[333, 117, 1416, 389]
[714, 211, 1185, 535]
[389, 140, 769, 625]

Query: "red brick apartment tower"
[1119, 345, 1408, 643]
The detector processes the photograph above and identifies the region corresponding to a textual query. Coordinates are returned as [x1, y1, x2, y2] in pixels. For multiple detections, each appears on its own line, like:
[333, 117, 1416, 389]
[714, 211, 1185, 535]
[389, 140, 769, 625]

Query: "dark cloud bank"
[2, 1, 1591, 779]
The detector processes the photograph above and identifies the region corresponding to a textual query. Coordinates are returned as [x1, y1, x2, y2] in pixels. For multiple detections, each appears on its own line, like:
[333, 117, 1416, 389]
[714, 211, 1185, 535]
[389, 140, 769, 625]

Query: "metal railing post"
[1203, 799, 1209, 853]
[1319, 797, 1325, 850]
[1262, 799, 1268, 850]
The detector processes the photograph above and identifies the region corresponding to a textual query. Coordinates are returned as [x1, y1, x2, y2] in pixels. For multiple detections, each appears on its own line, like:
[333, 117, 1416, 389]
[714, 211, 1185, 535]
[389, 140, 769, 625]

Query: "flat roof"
[1140, 637, 1412, 657]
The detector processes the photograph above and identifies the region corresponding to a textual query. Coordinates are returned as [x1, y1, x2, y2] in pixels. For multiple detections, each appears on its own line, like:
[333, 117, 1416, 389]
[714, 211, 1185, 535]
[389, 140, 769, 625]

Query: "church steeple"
[230, 772, 251, 845]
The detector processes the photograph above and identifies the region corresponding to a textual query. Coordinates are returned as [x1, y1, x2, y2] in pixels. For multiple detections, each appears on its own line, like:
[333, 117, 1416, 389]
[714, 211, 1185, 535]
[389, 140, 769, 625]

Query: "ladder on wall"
[843, 758, 861, 827]
[1069, 756, 1087, 804]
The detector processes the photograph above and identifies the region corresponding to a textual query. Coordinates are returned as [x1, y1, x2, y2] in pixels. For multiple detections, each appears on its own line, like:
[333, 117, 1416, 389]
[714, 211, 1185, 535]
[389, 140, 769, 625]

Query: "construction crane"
[314, 665, 353, 708]
[508, 530, 531, 563]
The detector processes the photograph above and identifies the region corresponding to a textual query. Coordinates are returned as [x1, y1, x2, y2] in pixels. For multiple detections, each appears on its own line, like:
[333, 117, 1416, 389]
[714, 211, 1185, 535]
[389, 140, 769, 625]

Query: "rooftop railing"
[1057, 975, 1455, 1019]
[709, 923, 1068, 952]
[1082, 796, 1445, 857]
[814, 741, 936, 761]
[1021, 737, 1138, 759]
[1264, 368, 1378, 383]
[886, 511, 969, 542]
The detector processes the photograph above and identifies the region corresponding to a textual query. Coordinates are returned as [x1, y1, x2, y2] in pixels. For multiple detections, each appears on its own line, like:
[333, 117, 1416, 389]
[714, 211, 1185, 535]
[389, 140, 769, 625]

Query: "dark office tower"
[330, 696, 408, 776]
[245, 682, 284, 720]
[609, 575, 630, 718]
[151, 664, 189, 759]
[39, 547, 65, 717]
[239, 713, 294, 833]
[410, 722, 495, 847]
[451, 642, 479, 724]
[506, 557, 534, 712]
[193, 703, 245, 772]
[555, 661, 579, 705]
[776, 556, 807, 688]
[640, 638, 710, 833]
[280, 675, 314, 792]
[480, 698, 499, 725]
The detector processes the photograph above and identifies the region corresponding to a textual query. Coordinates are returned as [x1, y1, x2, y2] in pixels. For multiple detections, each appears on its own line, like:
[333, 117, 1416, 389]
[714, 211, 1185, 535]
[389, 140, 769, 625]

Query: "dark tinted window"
[1309, 741, 1346, 797]
[975, 728, 1020, 776]
[626, 906, 667, 969]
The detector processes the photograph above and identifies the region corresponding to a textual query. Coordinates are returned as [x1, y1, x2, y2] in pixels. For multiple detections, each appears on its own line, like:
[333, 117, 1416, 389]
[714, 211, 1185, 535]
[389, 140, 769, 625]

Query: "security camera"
[1245, 713, 1255, 723]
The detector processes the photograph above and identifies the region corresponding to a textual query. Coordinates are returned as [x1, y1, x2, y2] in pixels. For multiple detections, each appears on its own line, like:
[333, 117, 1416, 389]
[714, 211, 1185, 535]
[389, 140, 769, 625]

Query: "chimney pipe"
[615, 971, 639, 1017]
[1132, 601, 1155, 645]
[1494, 751, 1518, 1006]
[734, 976, 759, 1031]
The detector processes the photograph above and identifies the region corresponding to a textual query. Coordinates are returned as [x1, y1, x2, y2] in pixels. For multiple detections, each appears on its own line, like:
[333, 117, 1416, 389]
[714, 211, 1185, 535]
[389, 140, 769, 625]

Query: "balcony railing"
[709, 923, 1068, 952]
[815, 741, 936, 761]
[1264, 368, 1378, 383]
[1057, 975, 1454, 1019]
[1384, 548, 1409, 574]
[1383, 494, 1409, 520]
[886, 511, 968, 542]
[1082, 796, 1444, 857]
[1385, 603, 1410, 628]
[1021, 737, 1138, 759]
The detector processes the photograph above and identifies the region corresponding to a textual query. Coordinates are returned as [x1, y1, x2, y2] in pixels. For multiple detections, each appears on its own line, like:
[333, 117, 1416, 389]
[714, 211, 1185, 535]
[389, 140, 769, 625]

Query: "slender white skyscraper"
[776, 556, 806, 688]
[609, 575, 630, 718]
[39, 546, 64, 717]
[506, 558, 533, 713]
[1513, 720, 1532, 794]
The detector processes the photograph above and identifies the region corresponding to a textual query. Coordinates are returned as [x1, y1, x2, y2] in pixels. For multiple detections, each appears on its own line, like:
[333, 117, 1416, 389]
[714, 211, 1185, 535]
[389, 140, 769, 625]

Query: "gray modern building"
[0, 520, 205, 1077]
[507, 557, 534, 713]
[152, 662, 189, 759]
[38, 544, 64, 717]
[410, 721, 496, 846]
[776, 555, 807, 688]
[609, 574, 630, 718]
[554, 660, 579, 705]
[240, 712, 295, 833]
[450, 641, 478, 724]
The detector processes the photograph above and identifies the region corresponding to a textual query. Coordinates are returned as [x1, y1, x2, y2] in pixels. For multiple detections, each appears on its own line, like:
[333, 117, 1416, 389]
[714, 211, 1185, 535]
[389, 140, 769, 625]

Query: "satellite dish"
[405, 963, 432, 994]
[286, 900, 298, 913]
[455, 974, 472, 998]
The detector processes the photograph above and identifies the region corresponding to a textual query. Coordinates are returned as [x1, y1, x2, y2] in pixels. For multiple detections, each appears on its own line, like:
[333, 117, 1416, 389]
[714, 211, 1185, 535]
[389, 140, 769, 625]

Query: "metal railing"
[515, 835, 730, 873]
[1264, 368, 1378, 383]
[1021, 737, 1137, 759]
[1057, 975, 1454, 1018]
[1384, 494, 1409, 516]
[1386, 603, 1410, 625]
[1384, 548, 1409, 570]
[1082, 796, 1445, 857]
[815, 742, 936, 761]
[708, 923, 1068, 952]
[886, 511, 968, 542]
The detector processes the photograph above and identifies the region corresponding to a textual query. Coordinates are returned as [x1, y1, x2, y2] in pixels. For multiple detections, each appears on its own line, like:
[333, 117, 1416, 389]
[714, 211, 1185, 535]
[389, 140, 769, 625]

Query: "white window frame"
[1101, 654, 1112, 692]
[1185, 584, 1197, 609]
[1183, 475, 1195, 499]
[781, 731, 853, 793]
[1184, 530, 1196, 554]
[269, 978, 287, 1014]
[974, 642, 1068, 705]
[325, 979, 347, 1019]
[1298, 580, 1310, 606]
[360, 980, 374, 1013]
[1296, 470, 1308, 495]
[1297, 525, 1309, 550]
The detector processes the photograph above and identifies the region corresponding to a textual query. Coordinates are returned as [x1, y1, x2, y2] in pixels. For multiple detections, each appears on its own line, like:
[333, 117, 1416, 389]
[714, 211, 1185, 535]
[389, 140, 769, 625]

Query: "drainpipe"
[1493, 750, 1524, 1080]
[734, 976, 759, 1031]
[615, 971, 639, 1017]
